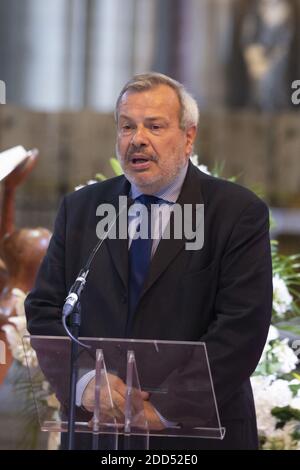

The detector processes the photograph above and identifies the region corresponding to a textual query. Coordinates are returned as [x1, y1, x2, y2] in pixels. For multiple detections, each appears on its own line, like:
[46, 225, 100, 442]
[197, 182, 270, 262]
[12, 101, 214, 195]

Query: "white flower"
[251, 376, 277, 435]
[48, 430, 61, 451]
[46, 393, 60, 410]
[8, 315, 27, 332]
[263, 422, 300, 450]
[2, 323, 38, 368]
[251, 374, 300, 444]
[268, 379, 293, 407]
[1, 288, 38, 367]
[253, 328, 300, 449]
[291, 396, 300, 409]
[75, 179, 97, 191]
[251, 375, 273, 391]
[74, 184, 85, 191]
[2, 289, 60, 449]
[257, 333, 299, 376]
[271, 339, 299, 374]
[257, 409, 277, 437]
[258, 325, 280, 365]
[198, 164, 211, 175]
[190, 155, 211, 175]
[256, 325, 298, 376]
[273, 274, 293, 317]
[2, 324, 21, 355]
[190, 155, 199, 166]
[267, 325, 279, 342]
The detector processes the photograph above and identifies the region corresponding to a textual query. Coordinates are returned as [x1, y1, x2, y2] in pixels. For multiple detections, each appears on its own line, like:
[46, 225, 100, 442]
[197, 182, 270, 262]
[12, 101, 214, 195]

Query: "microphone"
[62, 269, 89, 317]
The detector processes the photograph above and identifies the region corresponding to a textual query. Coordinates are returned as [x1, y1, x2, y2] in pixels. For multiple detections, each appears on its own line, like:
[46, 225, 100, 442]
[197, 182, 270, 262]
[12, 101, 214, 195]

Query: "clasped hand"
[82, 373, 165, 431]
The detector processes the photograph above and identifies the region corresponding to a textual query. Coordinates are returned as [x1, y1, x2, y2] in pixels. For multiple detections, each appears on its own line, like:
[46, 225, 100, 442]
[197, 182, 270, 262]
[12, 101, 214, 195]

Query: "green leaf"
[289, 383, 300, 396]
[95, 173, 107, 181]
[278, 324, 300, 335]
[110, 158, 123, 176]
[272, 406, 300, 421]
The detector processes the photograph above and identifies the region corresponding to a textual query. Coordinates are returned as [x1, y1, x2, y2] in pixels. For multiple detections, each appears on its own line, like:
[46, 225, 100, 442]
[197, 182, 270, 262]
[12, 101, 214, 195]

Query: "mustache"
[126, 147, 157, 162]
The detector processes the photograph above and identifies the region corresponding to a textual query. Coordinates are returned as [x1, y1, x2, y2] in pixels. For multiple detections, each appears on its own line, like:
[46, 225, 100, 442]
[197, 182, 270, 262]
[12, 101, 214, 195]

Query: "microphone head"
[62, 293, 78, 317]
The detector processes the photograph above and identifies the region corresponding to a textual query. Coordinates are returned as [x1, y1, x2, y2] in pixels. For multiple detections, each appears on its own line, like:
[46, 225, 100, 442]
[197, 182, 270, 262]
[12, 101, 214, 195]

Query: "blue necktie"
[127, 194, 162, 332]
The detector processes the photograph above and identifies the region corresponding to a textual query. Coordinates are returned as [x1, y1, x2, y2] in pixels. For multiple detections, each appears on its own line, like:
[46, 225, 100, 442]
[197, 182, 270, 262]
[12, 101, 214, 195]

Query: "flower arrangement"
[1, 288, 60, 450]
[272, 240, 300, 323]
[2, 289, 38, 368]
[251, 326, 300, 450]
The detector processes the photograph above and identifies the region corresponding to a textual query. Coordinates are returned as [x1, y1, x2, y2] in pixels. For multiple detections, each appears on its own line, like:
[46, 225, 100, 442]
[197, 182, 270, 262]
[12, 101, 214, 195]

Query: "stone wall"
[0, 106, 299, 231]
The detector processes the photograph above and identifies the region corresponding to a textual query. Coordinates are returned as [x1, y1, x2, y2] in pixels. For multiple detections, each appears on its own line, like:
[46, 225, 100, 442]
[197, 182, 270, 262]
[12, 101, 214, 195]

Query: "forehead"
[118, 84, 181, 119]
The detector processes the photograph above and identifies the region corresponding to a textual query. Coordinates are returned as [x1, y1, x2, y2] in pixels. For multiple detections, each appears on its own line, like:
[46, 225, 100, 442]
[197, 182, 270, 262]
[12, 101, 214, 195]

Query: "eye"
[120, 124, 133, 133]
[151, 124, 162, 131]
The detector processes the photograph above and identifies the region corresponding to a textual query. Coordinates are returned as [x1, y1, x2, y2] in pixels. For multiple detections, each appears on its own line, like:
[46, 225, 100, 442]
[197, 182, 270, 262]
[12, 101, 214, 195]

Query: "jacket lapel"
[104, 177, 131, 289]
[142, 162, 205, 296]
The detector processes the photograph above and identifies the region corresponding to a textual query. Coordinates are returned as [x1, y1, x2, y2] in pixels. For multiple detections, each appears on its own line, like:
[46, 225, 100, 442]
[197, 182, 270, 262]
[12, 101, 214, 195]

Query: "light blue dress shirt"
[128, 163, 188, 255]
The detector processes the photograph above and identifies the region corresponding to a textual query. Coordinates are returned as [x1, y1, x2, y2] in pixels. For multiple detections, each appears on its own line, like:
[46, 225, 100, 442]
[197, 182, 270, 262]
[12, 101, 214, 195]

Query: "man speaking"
[25, 72, 272, 449]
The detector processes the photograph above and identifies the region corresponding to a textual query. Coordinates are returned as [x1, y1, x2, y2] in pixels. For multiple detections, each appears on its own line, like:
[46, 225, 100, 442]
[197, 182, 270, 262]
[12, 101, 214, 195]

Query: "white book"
[0, 146, 29, 182]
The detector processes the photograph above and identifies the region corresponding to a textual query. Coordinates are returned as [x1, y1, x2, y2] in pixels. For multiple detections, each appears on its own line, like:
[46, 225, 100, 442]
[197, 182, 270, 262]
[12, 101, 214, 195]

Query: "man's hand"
[140, 400, 166, 431]
[83, 373, 165, 430]
[82, 373, 131, 416]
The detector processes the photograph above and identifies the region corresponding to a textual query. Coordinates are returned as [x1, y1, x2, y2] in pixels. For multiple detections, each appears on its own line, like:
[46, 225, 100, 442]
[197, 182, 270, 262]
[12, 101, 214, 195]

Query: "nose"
[130, 125, 148, 147]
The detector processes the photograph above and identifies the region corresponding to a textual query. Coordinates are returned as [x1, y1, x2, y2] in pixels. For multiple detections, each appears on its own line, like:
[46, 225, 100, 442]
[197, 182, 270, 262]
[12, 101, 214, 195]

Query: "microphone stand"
[63, 269, 90, 450]
[67, 303, 81, 450]
[62, 197, 130, 450]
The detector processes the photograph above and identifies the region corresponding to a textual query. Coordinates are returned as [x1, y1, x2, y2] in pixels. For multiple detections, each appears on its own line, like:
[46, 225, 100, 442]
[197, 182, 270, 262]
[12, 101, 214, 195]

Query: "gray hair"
[115, 72, 199, 130]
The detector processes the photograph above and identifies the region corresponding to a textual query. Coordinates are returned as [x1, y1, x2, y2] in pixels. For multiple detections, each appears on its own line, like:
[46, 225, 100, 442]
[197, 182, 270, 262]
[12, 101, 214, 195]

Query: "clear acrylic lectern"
[23, 336, 225, 450]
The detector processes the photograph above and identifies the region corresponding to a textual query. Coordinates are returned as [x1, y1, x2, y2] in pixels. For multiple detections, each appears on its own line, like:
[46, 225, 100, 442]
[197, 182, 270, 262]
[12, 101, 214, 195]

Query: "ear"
[185, 126, 197, 157]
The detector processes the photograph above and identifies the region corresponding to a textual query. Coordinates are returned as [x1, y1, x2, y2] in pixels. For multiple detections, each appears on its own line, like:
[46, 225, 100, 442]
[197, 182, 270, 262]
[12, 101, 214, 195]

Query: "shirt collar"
[130, 162, 188, 204]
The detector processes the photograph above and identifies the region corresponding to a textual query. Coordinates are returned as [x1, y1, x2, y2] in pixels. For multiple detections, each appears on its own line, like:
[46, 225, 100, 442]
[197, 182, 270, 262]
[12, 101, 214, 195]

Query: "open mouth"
[129, 154, 153, 165]
[131, 157, 149, 164]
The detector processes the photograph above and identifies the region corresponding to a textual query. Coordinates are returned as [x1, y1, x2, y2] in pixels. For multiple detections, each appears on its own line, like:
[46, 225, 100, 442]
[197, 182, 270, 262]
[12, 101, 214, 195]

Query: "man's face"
[116, 84, 196, 194]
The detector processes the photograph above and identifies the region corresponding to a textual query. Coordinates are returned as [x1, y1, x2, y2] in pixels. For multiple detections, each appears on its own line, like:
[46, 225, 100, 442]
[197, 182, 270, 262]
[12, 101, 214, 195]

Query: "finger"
[131, 388, 150, 402]
[111, 377, 127, 398]
[112, 390, 126, 414]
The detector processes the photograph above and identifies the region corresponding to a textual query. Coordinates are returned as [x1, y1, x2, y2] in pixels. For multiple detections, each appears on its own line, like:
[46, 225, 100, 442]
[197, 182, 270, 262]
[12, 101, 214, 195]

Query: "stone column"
[179, 0, 234, 108]
[18, 0, 70, 110]
[85, 0, 135, 110]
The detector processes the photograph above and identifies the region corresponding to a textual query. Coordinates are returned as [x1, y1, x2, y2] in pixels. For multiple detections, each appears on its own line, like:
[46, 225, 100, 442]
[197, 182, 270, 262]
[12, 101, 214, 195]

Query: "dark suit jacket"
[25, 162, 273, 449]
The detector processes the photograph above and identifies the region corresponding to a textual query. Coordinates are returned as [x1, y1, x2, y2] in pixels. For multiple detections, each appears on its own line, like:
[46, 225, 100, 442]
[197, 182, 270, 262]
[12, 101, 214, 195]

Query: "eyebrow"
[145, 117, 168, 122]
[119, 114, 168, 122]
